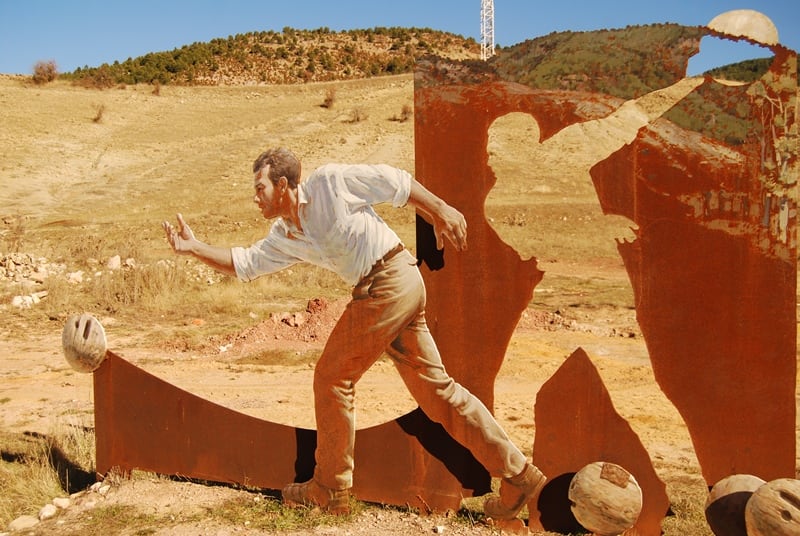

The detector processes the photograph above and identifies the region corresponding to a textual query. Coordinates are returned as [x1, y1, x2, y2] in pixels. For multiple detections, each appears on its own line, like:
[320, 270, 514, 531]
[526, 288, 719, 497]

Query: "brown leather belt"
[360, 243, 404, 285]
[364, 243, 406, 277]
[379, 243, 404, 265]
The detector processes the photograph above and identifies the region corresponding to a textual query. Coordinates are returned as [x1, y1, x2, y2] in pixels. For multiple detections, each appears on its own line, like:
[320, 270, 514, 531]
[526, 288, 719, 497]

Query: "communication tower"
[481, 0, 495, 60]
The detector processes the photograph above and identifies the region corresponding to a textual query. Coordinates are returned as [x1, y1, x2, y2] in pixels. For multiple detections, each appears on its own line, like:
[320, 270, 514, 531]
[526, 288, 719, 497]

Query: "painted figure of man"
[162, 147, 544, 519]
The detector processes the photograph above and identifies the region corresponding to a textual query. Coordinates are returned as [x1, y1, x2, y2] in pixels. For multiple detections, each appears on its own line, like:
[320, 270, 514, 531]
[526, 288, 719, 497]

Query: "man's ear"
[278, 176, 288, 191]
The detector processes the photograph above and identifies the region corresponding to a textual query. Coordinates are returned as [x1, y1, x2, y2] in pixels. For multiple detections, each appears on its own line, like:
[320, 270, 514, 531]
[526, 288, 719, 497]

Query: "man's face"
[253, 166, 280, 220]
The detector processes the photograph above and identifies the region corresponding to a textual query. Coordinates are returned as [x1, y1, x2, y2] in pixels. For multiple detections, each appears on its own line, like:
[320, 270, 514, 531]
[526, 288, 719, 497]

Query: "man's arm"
[408, 179, 467, 251]
[162, 213, 237, 277]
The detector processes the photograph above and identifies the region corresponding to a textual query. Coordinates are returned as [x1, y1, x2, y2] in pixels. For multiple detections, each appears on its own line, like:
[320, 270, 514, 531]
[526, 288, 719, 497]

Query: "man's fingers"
[455, 221, 467, 250]
[434, 221, 469, 252]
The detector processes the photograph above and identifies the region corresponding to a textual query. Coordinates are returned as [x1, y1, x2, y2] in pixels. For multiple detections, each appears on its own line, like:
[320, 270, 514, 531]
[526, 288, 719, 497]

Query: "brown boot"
[483, 463, 547, 520]
[282, 479, 351, 515]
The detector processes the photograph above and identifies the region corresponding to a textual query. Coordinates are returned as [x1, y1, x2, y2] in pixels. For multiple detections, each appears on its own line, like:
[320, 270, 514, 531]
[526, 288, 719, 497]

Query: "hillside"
[61, 26, 480, 86]
[489, 23, 776, 98]
[52, 23, 781, 91]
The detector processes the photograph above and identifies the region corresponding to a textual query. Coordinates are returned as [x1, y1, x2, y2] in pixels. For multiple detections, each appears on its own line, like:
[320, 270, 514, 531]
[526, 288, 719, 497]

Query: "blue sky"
[0, 0, 797, 76]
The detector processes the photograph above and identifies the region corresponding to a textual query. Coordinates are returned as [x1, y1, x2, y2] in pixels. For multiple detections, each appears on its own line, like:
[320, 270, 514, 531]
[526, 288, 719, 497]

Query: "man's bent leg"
[388, 318, 546, 519]
[388, 319, 527, 477]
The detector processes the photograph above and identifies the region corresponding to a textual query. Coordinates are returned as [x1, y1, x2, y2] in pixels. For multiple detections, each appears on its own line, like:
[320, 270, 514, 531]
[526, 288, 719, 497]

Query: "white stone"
[39, 503, 58, 520]
[53, 497, 71, 509]
[8, 515, 39, 531]
[106, 255, 121, 270]
[31, 266, 48, 282]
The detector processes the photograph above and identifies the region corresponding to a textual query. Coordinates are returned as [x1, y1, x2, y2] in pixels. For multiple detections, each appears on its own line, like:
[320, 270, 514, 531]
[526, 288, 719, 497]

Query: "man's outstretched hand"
[162, 213, 196, 255]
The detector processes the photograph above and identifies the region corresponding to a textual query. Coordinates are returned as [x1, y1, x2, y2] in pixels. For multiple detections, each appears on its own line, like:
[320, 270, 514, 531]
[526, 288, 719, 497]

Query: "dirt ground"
[0, 72, 795, 535]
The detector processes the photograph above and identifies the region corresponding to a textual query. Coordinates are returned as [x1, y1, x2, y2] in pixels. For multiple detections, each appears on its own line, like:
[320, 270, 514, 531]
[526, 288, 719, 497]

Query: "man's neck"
[283, 188, 303, 231]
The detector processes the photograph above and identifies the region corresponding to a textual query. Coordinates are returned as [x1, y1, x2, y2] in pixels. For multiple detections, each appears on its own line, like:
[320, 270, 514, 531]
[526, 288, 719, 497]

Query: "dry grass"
[0, 417, 94, 525]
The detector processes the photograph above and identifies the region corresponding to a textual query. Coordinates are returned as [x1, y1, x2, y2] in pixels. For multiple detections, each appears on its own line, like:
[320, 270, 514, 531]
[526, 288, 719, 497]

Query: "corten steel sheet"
[529, 349, 668, 536]
[414, 19, 796, 521]
[94, 351, 490, 510]
[591, 46, 797, 485]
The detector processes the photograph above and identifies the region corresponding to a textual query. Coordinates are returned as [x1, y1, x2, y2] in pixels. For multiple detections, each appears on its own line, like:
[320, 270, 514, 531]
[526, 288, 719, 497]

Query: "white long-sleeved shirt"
[231, 163, 411, 286]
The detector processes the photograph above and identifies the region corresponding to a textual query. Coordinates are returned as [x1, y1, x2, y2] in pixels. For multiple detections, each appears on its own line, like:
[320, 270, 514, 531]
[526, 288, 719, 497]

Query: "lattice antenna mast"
[480, 0, 495, 60]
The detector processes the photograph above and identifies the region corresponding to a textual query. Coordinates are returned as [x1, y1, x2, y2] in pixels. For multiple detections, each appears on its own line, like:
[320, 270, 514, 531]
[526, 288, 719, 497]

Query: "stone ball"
[62, 313, 107, 373]
[705, 474, 766, 536]
[745, 478, 800, 536]
[568, 461, 642, 536]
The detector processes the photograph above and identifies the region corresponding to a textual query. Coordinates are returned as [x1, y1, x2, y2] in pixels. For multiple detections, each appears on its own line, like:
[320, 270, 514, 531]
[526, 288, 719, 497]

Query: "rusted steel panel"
[594, 47, 798, 483]
[94, 352, 488, 510]
[414, 20, 796, 529]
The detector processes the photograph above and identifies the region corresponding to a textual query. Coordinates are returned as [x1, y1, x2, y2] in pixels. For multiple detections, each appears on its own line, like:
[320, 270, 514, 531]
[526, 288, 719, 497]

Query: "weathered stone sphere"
[568, 462, 642, 536]
[62, 313, 107, 373]
[745, 478, 800, 536]
[704, 474, 766, 536]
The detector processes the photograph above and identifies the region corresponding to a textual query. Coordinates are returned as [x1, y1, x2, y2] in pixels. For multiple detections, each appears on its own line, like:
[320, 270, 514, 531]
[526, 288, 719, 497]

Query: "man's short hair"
[253, 147, 301, 188]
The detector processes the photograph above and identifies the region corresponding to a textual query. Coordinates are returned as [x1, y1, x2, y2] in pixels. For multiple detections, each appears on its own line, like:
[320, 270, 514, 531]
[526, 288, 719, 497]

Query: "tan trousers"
[312, 249, 527, 490]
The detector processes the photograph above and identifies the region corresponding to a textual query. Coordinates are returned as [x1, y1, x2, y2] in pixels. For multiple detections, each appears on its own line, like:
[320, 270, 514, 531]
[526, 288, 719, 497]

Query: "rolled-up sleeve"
[383, 165, 412, 207]
[231, 223, 299, 282]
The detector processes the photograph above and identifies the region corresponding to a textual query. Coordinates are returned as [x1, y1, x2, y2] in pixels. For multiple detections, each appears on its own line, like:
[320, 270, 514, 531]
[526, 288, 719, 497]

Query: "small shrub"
[92, 104, 105, 123]
[152, 81, 161, 96]
[321, 87, 336, 108]
[346, 107, 367, 123]
[31, 60, 58, 85]
[390, 103, 412, 122]
[2, 215, 26, 252]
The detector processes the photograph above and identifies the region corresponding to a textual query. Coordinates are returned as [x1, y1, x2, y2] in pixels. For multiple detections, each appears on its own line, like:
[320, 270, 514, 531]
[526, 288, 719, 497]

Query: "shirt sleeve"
[230, 222, 300, 282]
[328, 164, 412, 208]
